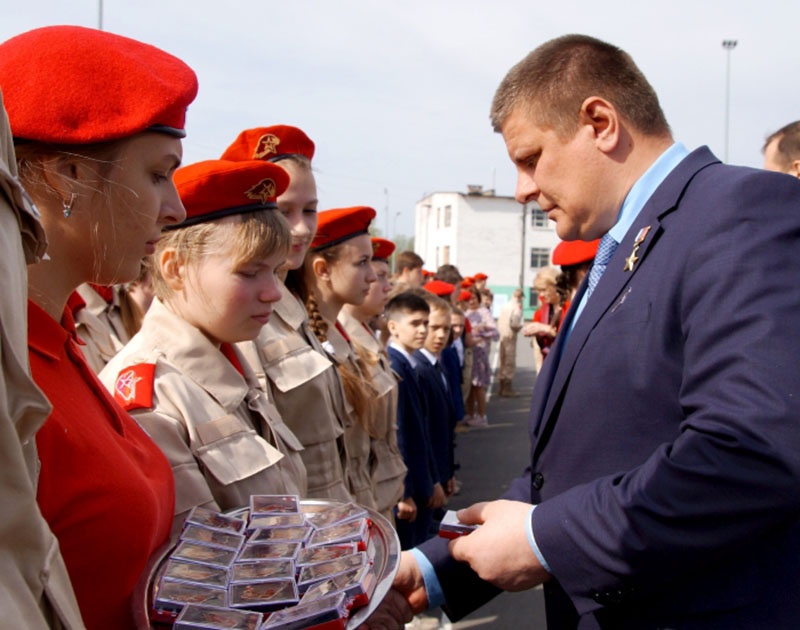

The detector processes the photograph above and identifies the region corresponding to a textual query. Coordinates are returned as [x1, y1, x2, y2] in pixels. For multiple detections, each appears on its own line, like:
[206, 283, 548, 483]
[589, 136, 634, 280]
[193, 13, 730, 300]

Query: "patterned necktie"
[586, 233, 619, 299]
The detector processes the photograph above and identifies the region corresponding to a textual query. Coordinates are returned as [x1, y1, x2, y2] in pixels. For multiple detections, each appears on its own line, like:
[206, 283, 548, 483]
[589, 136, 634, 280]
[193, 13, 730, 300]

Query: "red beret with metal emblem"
[221, 125, 315, 163]
[371, 237, 395, 262]
[0, 25, 198, 144]
[424, 280, 455, 297]
[552, 239, 600, 266]
[168, 160, 290, 229]
[311, 206, 376, 251]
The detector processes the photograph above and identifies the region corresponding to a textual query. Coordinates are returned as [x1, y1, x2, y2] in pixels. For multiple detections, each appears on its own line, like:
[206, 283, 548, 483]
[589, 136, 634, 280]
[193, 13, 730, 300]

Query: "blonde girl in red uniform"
[0, 25, 197, 629]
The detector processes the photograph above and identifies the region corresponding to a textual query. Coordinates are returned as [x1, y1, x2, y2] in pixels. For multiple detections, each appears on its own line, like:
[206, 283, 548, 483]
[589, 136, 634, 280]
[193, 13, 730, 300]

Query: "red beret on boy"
[168, 160, 289, 229]
[0, 25, 198, 144]
[311, 206, 376, 251]
[424, 280, 455, 297]
[457, 289, 472, 303]
[552, 239, 600, 266]
[371, 237, 396, 262]
[221, 125, 315, 163]
[473, 272, 488, 281]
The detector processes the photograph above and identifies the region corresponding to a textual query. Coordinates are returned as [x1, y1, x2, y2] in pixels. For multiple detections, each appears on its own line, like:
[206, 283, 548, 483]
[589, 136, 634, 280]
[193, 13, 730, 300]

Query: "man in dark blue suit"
[392, 34, 800, 628]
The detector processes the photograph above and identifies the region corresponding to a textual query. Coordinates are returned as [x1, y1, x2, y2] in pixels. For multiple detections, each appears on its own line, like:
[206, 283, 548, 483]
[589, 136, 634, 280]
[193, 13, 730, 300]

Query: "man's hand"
[522, 322, 555, 338]
[356, 588, 414, 629]
[396, 497, 417, 522]
[392, 551, 430, 614]
[428, 483, 446, 509]
[449, 500, 551, 591]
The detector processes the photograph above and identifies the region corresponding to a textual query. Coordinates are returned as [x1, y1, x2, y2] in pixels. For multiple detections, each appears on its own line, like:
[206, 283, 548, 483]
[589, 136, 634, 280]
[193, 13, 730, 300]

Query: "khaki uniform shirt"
[0, 91, 84, 629]
[340, 311, 406, 520]
[323, 320, 378, 510]
[238, 282, 352, 502]
[74, 284, 129, 374]
[100, 299, 307, 529]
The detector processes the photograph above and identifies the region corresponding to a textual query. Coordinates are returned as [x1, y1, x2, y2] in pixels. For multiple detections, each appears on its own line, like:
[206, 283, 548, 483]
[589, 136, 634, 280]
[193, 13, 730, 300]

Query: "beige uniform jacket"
[100, 299, 307, 529]
[0, 92, 85, 629]
[323, 320, 378, 511]
[73, 284, 130, 374]
[238, 281, 352, 502]
[340, 312, 406, 520]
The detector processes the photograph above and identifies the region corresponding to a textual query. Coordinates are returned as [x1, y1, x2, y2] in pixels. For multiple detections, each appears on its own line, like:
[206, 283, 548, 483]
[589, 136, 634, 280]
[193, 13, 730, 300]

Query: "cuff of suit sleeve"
[410, 547, 446, 609]
[527, 505, 552, 574]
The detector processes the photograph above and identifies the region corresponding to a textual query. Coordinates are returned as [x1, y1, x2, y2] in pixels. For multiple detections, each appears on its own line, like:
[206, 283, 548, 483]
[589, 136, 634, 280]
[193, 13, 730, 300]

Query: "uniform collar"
[274, 280, 308, 330]
[28, 299, 79, 360]
[141, 299, 251, 409]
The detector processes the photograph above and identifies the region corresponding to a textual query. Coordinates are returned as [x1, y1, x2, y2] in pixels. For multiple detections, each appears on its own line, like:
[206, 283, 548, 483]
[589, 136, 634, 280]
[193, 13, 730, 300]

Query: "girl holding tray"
[101, 159, 307, 528]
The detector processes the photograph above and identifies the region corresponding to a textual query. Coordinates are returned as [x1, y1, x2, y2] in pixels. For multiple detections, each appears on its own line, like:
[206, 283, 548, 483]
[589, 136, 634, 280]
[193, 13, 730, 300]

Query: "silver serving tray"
[134, 500, 400, 628]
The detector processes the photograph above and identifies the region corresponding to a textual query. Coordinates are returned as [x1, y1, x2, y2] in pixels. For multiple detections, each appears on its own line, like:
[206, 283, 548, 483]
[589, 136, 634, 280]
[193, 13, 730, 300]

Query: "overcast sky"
[3, 1, 798, 236]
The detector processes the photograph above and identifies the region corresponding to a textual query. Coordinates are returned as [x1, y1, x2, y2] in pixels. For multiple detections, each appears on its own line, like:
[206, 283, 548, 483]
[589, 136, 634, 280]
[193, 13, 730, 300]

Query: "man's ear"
[789, 160, 800, 178]
[386, 318, 398, 338]
[158, 248, 185, 292]
[579, 96, 619, 154]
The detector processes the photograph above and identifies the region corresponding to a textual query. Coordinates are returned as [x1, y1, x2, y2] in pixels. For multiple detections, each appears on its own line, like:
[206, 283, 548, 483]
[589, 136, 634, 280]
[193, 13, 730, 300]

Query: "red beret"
[371, 237, 395, 262]
[221, 125, 315, 163]
[169, 160, 289, 229]
[457, 290, 472, 302]
[552, 239, 600, 266]
[461, 277, 474, 288]
[473, 272, 488, 281]
[0, 26, 197, 144]
[422, 269, 435, 279]
[424, 280, 455, 297]
[312, 206, 376, 251]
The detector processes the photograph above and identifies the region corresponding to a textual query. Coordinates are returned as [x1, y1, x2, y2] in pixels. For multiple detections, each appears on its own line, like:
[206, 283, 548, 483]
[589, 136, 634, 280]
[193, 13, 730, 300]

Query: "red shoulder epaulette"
[114, 363, 156, 411]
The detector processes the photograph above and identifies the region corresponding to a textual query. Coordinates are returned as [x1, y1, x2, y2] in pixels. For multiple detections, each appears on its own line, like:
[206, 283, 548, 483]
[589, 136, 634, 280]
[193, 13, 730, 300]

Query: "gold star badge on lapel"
[623, 225, 651, 272]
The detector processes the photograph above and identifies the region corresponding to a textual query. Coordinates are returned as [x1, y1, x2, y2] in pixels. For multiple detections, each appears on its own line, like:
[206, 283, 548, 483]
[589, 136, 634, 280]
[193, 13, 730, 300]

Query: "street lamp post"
[722, 39, 738, 163]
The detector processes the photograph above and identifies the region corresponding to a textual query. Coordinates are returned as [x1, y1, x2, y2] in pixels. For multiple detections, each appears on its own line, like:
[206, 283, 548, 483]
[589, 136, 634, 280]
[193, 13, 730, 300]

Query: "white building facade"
[414, 187, 561, 318]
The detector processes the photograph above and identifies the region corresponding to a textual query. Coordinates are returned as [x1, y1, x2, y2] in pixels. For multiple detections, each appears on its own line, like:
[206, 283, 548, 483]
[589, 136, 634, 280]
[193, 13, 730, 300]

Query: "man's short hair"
[434, 264, 463, 285]
[422, 293, 451, 314]
[764, 120, 800, 170]
[490, 34, 670, 138]
[395, 250, 424, 274]
[386, 291, 430, 321]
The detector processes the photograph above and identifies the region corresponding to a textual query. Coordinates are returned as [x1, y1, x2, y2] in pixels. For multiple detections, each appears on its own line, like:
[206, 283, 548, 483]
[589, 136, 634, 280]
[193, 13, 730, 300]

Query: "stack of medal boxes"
[153, 495, 379, 630]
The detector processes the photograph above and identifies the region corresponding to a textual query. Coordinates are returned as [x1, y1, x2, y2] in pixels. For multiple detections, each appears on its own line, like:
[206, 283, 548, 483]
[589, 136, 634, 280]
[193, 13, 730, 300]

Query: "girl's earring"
[62, 192, 77, 218]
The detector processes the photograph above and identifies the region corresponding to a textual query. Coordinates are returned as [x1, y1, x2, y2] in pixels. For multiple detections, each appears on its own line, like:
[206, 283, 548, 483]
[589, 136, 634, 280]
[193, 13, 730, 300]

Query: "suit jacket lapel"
[531, 147, 720, 454]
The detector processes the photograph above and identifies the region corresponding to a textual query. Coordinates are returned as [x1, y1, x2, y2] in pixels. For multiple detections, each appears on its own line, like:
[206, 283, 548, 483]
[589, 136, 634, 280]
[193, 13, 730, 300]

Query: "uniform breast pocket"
[261, 337, 332, 393]
[194, 414, 284, 485]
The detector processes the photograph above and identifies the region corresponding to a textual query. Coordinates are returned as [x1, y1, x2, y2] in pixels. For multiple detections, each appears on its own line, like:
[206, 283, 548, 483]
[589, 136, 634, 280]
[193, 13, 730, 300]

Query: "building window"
[531, 206, 548, 228]
[529, 291, 540, 309]
[530, 247, 550, 269]
[436, 207, 441, 229]
[443, 245, 450, 264]
[435, 246, 440, 266]
[444, 205, 452, 227]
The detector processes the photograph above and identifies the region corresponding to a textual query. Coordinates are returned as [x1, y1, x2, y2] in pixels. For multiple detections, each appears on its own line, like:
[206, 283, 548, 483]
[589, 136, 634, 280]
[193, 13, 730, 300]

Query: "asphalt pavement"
[438, 335, 548, 629]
